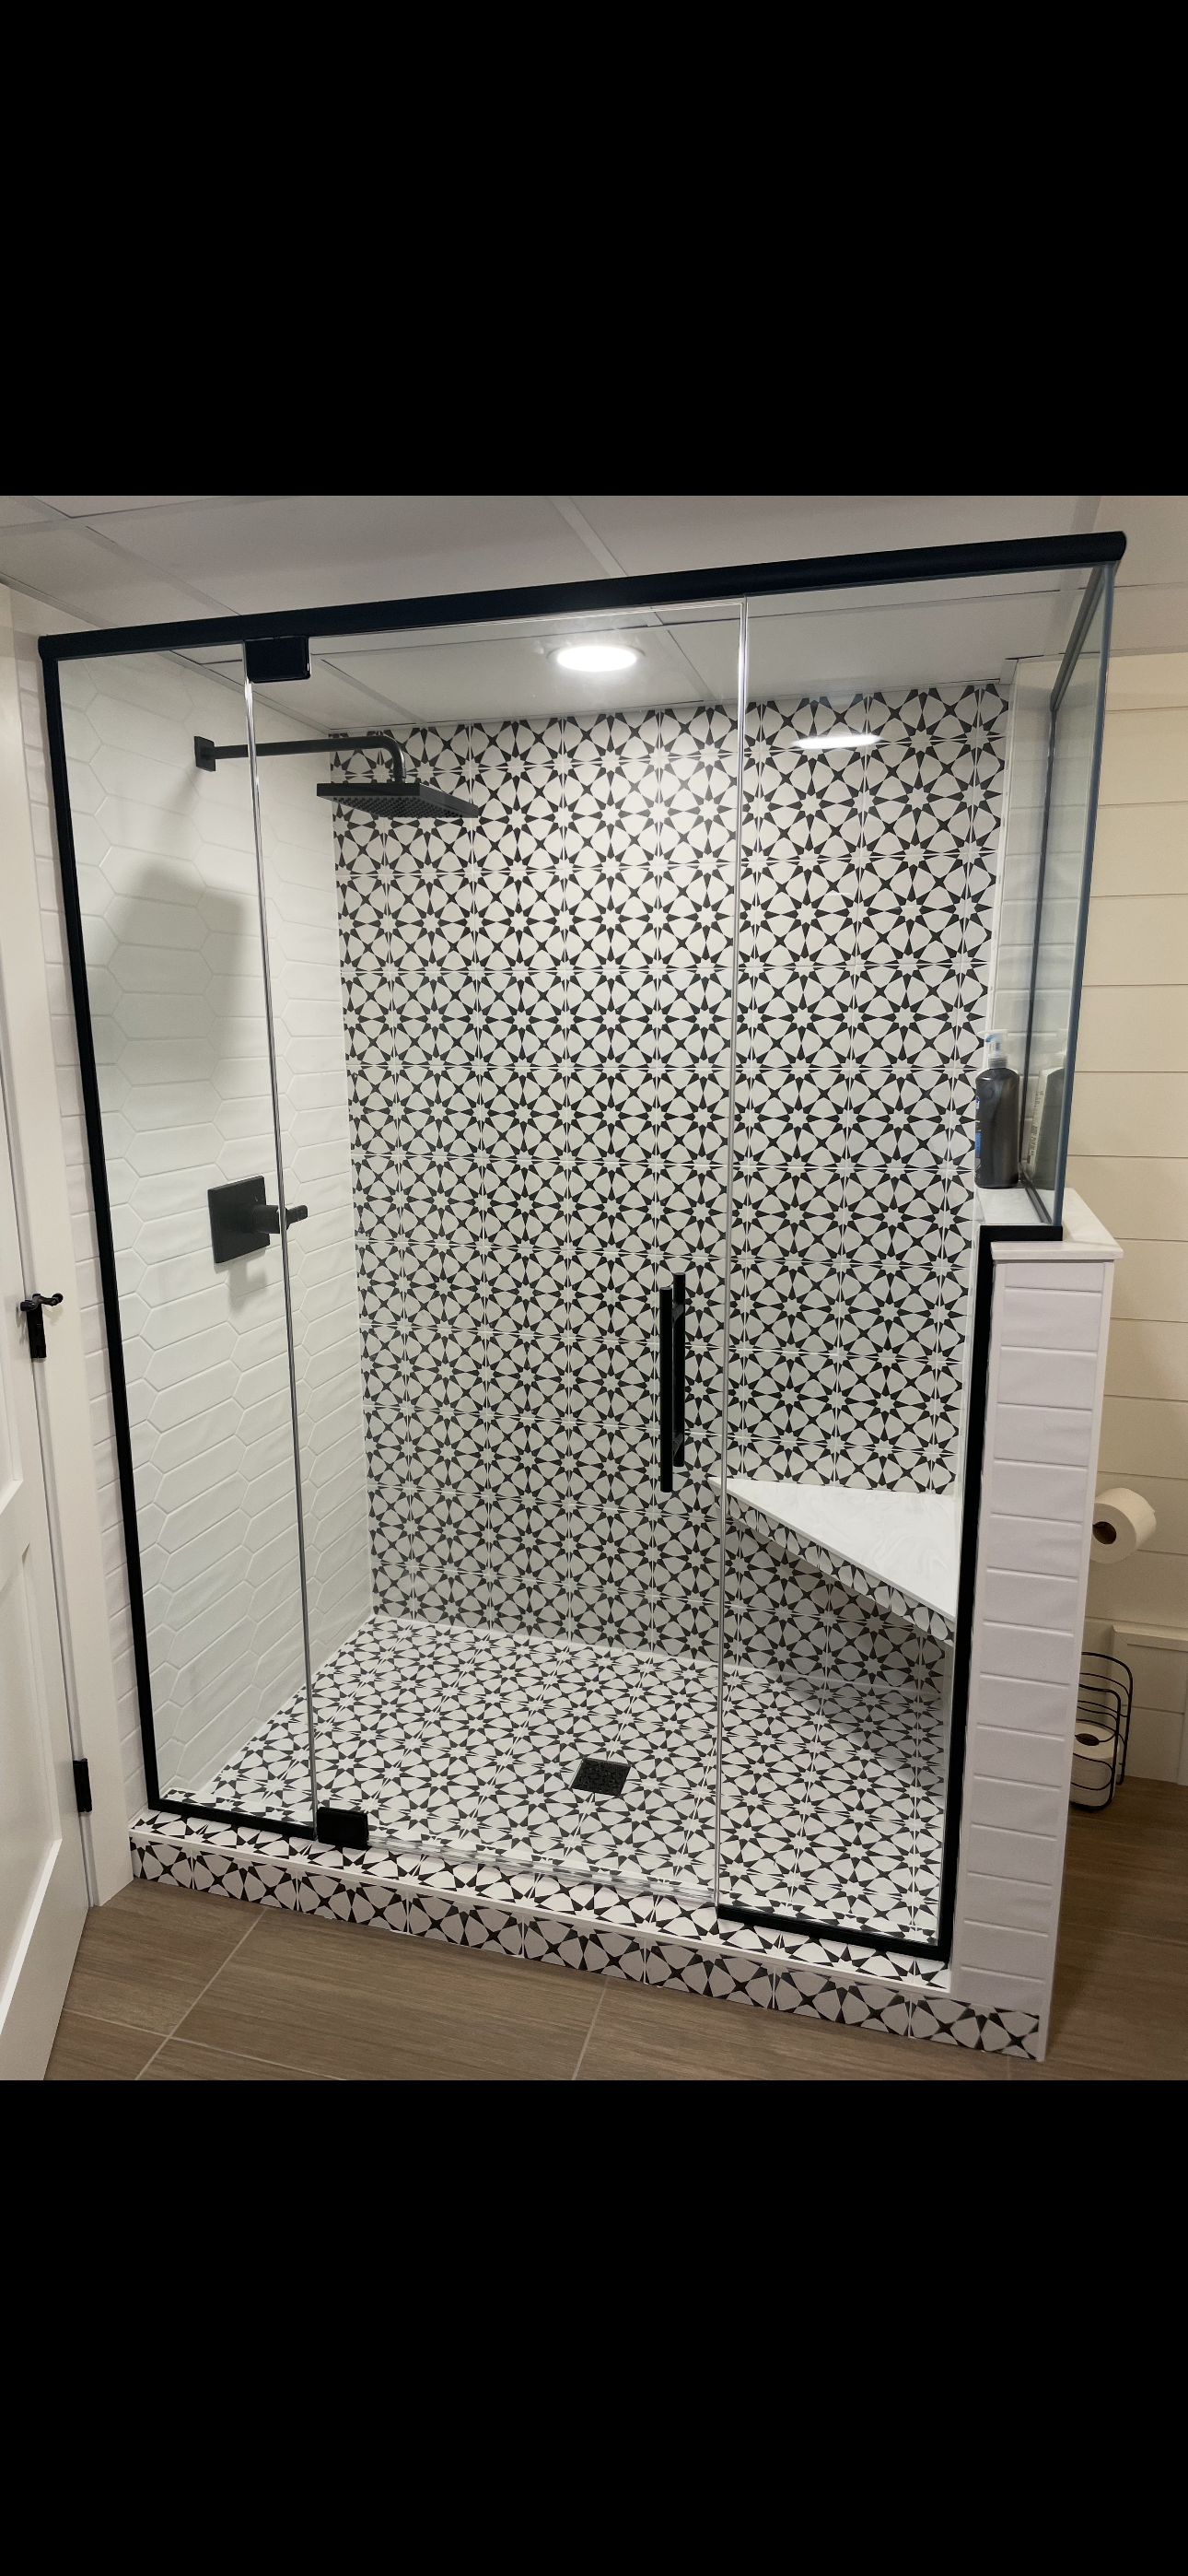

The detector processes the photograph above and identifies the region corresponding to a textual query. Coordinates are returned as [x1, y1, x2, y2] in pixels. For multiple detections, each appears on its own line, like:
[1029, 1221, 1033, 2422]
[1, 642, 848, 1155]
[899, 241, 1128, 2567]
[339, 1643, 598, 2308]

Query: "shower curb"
[130, 1812, 1041, 2059]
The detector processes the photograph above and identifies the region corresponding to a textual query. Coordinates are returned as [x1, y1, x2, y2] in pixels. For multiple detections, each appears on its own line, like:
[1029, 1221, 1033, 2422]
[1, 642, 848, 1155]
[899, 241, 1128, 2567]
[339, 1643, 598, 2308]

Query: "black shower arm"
[194, 732, 404, 773]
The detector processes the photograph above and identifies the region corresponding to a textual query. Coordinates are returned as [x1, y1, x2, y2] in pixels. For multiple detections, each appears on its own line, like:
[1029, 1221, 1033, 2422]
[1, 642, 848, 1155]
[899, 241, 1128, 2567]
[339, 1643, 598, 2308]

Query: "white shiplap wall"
[1069, 654, 1188, 1776]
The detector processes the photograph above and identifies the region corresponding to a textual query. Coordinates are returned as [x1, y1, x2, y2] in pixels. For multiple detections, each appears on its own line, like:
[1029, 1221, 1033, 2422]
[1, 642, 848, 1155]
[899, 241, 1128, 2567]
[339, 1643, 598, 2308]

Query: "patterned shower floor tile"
[192, 1610, 948, 1947]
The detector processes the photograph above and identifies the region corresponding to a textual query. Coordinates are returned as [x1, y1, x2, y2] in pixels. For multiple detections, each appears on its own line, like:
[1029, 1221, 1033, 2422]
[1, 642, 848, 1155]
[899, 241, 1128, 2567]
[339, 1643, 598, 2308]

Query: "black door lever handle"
[18, 1291, 63, 1361]
[658, 1272, 686, 1491]
[261, 1204, 309, 1231]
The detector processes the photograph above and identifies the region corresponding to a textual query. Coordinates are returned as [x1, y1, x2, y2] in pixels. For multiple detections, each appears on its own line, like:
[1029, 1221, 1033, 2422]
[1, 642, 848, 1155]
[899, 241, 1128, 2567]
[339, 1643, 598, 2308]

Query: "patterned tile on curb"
[131, 1812, 1038, 2059]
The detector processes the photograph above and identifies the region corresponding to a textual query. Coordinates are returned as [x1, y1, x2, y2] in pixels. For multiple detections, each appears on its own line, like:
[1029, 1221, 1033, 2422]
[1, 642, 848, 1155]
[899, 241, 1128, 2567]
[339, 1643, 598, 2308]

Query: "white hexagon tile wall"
[55, 650, 371, 1800]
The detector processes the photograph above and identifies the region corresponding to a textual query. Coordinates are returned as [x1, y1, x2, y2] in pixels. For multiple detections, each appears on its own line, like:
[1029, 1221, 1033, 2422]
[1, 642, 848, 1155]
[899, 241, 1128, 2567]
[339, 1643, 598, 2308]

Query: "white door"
[0, 1060, 88, 2079]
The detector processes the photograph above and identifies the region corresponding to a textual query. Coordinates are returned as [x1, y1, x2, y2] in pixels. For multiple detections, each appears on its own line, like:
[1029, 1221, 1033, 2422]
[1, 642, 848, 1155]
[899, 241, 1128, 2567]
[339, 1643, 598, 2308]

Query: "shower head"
[320, 734, 480, 822]
[194, 727, 478, 819]
[317, 779, 480, 822]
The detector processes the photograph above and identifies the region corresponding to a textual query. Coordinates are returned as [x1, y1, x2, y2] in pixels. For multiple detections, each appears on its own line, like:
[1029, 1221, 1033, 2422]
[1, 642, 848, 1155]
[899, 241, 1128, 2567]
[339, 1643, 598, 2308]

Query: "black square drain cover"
[572, 1757, 629, 1797]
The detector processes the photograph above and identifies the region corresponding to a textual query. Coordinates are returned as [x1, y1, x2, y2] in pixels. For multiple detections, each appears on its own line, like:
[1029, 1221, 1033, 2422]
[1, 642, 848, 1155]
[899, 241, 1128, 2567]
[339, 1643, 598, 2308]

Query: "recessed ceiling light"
[550, 641, 641, 673]
[798, 730, 881, 751]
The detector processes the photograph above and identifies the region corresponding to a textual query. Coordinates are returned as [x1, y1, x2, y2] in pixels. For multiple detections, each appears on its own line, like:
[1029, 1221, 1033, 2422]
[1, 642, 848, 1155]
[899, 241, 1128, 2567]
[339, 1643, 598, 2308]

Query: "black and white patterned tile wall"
[333, 706, 737, 1656]
[726, 682, 1007, 1674]
[331, 682, 1007, 1664]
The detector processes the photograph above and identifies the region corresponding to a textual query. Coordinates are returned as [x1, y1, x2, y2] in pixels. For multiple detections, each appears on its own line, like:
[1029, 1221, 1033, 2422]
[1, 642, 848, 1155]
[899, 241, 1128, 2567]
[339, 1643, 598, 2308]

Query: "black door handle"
[658, 1272, 686, 1492]
[672, 1274, 685, 1471]
[209, 1177, 309, 1264]
[18, 1292, 63, 1361]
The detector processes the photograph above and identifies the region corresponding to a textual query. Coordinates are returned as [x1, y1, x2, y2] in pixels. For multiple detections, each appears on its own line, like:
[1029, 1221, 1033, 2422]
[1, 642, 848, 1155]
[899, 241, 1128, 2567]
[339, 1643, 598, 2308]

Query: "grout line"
[58, 2004, 177, 2034]
[153, 2035, 344, 2082]
[134, 1908, 267, 2082]
[571, 1978, 609, 2080]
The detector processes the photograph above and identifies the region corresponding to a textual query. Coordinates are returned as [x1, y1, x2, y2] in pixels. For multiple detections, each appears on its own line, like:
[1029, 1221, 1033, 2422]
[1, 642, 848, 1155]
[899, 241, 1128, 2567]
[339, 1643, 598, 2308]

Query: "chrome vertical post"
[242, 660, 320, 1831]
[713, 600, 749, 1915]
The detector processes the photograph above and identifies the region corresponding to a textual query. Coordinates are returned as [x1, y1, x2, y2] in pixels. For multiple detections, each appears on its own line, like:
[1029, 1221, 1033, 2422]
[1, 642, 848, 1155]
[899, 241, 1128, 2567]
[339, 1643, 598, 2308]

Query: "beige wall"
[1068, 651, 1188, 1773]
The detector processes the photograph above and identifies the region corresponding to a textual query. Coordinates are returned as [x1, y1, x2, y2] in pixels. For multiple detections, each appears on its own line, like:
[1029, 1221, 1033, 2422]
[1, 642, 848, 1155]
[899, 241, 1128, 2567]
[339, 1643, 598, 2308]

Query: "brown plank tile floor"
[45, 1780, 1188, 2081]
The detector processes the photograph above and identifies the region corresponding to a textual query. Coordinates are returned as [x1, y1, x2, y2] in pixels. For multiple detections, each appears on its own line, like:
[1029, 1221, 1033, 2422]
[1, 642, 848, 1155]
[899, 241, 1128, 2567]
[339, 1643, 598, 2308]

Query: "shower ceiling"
[180, 569, 1099, 737]
[6, 491, 1126, 632]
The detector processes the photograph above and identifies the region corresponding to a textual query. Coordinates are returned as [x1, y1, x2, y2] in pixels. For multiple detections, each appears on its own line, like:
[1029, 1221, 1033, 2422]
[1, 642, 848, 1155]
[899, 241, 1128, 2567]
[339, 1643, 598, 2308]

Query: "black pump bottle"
[974, 1032, 1019, 1189]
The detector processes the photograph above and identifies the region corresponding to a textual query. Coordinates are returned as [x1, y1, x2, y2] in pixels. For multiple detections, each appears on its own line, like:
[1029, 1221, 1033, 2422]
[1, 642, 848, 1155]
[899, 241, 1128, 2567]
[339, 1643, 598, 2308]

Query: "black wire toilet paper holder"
[1072, 1652, 1134, 1809]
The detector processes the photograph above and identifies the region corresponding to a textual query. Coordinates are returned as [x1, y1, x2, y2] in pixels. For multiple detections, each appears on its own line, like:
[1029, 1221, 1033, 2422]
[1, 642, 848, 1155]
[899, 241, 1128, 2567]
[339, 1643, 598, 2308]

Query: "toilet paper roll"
[1070, 1721, 1120, 1807]
[1073, 1722, 1115, 1758]
[1090, 1489, 1157, 1563]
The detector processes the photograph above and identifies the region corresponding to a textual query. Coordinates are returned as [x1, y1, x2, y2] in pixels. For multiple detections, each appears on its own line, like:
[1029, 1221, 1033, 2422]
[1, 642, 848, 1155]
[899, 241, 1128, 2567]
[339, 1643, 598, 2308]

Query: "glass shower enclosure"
[40, 531, 1123, 1962]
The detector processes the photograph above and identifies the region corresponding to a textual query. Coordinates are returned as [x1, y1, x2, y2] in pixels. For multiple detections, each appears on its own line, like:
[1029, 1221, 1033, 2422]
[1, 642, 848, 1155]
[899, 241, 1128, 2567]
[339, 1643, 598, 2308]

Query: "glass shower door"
[242, 600, 748, 1892]
[61, 646, 315, 1830]
[712, 575, 1020, 1951]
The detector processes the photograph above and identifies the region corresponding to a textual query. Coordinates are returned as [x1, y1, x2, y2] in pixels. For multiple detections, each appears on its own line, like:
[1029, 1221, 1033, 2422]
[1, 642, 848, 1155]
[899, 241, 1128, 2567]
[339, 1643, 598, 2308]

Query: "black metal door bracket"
[658, 1272, 686, 1491]
[18, 1292, 63, 1360]
[244, 636, 310, 685]
[315, 1806, 369, 1850]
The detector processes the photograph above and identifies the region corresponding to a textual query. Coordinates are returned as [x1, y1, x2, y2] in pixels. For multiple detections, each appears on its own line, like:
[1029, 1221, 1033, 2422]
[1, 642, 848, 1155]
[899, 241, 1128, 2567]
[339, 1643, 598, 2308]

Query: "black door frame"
[38, 527, 1124, 1951]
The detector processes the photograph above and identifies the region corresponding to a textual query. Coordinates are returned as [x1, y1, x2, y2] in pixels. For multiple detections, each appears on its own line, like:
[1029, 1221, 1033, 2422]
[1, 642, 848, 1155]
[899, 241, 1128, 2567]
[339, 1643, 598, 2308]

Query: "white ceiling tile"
[0, 524, 223, 625]
[571, 493, 1088, 575]
[1098, 496, 1188, 589]
[79, 494, 599, 612]
[6, 493, 1186, 659]
[306, 618, 737, 726]
[0, 497, 67, 529]
[32, 497, 219, 516]
[4, 585, 93, 636]
[254, 663, 419, 732]
[747, 590, 1064, 698]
